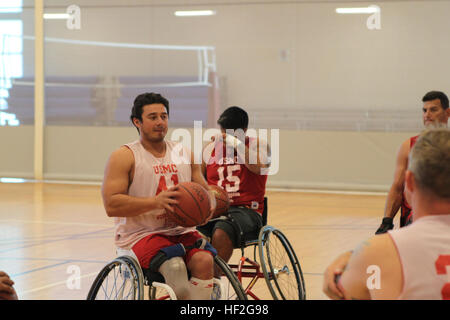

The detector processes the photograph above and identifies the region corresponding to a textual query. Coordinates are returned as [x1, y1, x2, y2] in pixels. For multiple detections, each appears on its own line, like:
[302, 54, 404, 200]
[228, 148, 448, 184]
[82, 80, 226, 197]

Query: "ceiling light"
[336, 7, 380, 14]
[174, 10, 216, 17]
[43, 13, 70, 19]
[0, 177, 26, 183]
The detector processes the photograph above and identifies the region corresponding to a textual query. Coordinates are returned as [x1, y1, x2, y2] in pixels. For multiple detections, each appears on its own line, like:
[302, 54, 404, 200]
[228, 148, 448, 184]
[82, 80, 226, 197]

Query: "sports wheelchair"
[86, 240, 247, 300]
[214, 198, 306, 300]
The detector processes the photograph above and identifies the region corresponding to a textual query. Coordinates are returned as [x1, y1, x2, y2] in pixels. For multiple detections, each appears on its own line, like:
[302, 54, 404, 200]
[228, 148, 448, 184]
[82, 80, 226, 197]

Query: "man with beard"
[375, 91, 449, 234]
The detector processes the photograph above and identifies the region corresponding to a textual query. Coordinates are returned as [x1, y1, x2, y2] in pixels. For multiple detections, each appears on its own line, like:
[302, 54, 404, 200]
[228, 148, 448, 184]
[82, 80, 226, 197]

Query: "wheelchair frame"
[87, 199, 306, 300]
[225, 198, 307, 300]
[86, 248, 247, 300]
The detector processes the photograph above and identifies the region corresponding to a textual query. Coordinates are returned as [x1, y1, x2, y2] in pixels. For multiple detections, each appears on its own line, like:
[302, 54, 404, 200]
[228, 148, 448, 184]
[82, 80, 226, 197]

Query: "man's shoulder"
[357, 233, 399, 271]
[109, 145, 135, 165]
[401, 134, 419, 150]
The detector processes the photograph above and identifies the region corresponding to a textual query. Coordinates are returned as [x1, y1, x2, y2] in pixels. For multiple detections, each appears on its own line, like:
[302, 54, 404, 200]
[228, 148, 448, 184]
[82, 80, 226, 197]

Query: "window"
[0, 0, 23, 126]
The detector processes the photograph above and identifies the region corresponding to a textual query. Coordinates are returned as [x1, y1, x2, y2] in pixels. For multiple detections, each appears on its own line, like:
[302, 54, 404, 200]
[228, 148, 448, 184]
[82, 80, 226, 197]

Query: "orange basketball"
[170, 182, 211, 227]
[209, 185, 230, 219]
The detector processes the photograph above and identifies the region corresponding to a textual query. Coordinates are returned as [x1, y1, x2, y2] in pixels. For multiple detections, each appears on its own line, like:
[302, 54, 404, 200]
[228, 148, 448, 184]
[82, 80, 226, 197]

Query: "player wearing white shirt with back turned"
[323, 128, 450, 300]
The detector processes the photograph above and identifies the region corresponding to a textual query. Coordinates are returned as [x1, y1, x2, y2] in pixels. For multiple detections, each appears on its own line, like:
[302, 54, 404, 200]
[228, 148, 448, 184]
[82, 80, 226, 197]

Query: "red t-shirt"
[205, 138, 268, 214]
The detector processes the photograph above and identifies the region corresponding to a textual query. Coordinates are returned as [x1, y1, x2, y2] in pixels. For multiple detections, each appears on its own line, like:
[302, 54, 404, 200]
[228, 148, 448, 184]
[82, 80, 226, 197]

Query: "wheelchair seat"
[241, 197, 268, 248]
[116, 247, 165, 285]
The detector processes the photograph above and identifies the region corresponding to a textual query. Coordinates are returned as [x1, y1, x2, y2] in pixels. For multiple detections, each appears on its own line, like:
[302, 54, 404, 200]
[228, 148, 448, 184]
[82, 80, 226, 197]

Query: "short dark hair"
[422, 91, 449, 110]
[130, 92, 169, 122]
[217, 106, 249, 130]
[130, 92, 169, 133]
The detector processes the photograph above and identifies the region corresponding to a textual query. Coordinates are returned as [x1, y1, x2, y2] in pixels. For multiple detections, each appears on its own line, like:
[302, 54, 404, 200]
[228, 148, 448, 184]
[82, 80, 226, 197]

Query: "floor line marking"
[0, 219, 112, 227]
[19, 271, 100, 296]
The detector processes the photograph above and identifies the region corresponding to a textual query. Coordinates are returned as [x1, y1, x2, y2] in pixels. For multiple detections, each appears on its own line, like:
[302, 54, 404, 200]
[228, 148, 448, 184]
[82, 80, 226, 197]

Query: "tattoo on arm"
[353, 240, 371, 257]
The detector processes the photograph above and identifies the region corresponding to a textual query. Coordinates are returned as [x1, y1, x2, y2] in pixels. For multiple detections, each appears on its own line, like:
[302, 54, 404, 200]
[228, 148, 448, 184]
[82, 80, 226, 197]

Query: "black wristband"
[382, 217, 393, 225]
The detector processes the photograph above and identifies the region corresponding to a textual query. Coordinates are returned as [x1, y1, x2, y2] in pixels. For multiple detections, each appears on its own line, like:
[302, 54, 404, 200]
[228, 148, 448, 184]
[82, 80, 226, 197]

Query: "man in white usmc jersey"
[102, 92, 216, 300]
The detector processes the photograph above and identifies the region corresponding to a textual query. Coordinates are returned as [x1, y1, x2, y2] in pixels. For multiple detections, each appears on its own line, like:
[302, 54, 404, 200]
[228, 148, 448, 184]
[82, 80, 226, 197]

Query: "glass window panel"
[0, 0, 22, 13]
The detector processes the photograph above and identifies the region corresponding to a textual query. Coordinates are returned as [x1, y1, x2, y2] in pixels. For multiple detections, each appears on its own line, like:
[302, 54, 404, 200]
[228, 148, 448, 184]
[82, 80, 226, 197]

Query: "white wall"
[0, 126, 417, 191]
[2, 1, 448, 190]
[32, 1, 450, 111]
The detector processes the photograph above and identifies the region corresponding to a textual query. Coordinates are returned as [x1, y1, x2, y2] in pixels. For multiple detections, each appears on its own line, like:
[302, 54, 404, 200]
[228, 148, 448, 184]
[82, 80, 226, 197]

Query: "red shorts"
[132, 231, 210, 269]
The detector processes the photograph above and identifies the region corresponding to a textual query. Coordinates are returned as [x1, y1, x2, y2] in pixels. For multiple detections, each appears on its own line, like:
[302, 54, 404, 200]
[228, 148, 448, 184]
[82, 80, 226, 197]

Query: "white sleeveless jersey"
[114, 140, 194, 249]
[388, 215, 450, 300]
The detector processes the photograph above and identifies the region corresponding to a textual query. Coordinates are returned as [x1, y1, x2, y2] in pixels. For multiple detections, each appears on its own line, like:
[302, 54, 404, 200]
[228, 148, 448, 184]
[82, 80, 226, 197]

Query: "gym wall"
[0, 0, 448, 191]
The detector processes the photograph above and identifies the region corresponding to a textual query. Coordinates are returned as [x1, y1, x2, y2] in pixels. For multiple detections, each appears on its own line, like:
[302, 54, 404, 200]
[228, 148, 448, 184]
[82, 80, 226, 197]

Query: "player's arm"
[384, 139, 410, 218]
[334, 240, 373, 300]
[102, 146, 179, 217]
[375, 139, 410, 234]
[323, 250, 353, 299]
[191, 149, 210, 190]
[336, 234, 402, 300]
[324, 238, 377, 300]
[244, 137, 271, 175]
[0, 271, 18, 300]
[191, 150, 216, 216]
[200, 141, 214, 178]
[222, 134, 271, 175]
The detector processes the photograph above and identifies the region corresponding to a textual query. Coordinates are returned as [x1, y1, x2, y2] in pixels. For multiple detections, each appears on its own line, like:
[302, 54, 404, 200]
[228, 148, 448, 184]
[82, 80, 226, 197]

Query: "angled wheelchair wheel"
[212, 255, 247, 300]
[258, 226, 306, 300]
[87, 256, 145, 300]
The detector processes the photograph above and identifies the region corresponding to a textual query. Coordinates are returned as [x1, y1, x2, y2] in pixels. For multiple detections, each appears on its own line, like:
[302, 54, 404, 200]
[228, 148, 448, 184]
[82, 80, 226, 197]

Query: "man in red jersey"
[375, 91, 449, 234]
[197, 106, 271, 269]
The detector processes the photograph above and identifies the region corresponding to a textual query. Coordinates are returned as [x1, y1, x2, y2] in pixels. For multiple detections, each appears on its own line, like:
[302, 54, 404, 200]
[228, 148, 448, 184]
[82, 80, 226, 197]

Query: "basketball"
[209, 185, 230, 218]
[169, 181, 211, 227]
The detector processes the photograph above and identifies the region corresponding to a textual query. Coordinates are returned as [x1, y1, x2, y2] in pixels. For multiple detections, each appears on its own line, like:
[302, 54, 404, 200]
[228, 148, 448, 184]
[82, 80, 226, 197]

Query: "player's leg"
[186, 250, 214, 299]
[211, 207, 263, 264]
[158, 257, 190, 299]
[211, 228, 234, 264]
[183, 232, 215, 300]
[198, 220, 231, 277]
[132, 233, 190, 299]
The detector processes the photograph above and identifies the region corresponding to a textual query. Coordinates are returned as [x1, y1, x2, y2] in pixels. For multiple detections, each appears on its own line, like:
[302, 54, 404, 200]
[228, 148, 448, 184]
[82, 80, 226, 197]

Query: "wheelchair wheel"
[258, 226, 306, 300]
[212, 255, 247, 300]
[87, 256, 145, 300]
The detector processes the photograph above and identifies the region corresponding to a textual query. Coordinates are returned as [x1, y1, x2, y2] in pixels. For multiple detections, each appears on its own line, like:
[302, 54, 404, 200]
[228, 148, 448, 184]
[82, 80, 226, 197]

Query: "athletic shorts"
[132, 231, 211, 269]
[197, 206, 263, 248]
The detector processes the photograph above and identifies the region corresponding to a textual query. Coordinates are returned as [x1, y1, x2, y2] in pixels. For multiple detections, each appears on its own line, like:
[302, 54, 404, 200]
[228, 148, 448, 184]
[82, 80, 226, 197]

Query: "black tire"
[213, 255, 248, 300]
[87, 256, 145, 300]
[258, 226, 306, 300]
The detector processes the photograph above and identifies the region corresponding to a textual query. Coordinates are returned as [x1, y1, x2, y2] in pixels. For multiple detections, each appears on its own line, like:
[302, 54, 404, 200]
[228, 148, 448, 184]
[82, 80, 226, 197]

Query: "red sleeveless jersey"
[205, 138, 268, 214]
[400, 135, 419, 227]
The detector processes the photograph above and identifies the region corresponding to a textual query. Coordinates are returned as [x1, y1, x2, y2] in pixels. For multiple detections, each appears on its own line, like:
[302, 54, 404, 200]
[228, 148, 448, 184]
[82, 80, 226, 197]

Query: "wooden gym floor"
[0, 182, 390, 300]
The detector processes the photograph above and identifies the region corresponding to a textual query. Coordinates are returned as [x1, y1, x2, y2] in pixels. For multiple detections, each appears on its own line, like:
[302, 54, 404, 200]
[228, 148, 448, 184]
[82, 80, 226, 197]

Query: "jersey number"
[435, 255, 450, 300]
[156, 174, 179, 195]
[217, 165, 240, 193]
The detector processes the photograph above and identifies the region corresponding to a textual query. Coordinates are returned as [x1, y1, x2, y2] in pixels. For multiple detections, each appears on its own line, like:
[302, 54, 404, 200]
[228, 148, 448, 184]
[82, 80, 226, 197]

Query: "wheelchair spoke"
[271, 236, 298, 299]
[112, 266, 120, 299]
[114, 272, 126, 299]
[259, 228, 304, 300]
[100, 271, 110, 300]
[87, 257, 145, 301]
